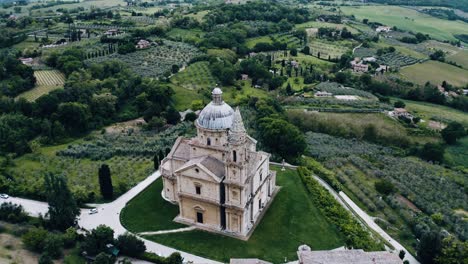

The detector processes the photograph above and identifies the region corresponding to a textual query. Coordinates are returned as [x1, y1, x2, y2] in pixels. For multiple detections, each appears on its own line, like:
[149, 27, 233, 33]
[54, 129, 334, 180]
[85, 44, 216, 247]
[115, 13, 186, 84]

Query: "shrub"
[116, 233, 146, 257]
[22, 227, 48, 252]
[140, 252, 184, 264]
[419, 143, 445, 163]
[297, 166, 383, 251]
[300, 156, 342, 191]
[43, 233, 64, 259]
[441, 122, 466, 145]
[38, 254, 53, 264]
[0, 202, 29, 223]
[394, 100, 406, 108]
[94, 252, 113, 264]
[81, 225, 115, 256]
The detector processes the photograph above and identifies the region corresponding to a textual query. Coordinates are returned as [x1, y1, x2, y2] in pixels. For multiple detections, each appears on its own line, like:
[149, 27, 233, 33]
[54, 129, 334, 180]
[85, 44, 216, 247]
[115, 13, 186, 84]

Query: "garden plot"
[170, 61, 217, 90]
[377, 52, 420, 68]
[315, 82, 378, 100]
[17, 70, 65, 101]
[86, 40, 201, 78]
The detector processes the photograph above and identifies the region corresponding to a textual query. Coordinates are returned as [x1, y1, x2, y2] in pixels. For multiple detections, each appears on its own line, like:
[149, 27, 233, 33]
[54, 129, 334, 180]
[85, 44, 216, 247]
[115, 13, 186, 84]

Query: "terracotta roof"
[298, 249, 402, 264]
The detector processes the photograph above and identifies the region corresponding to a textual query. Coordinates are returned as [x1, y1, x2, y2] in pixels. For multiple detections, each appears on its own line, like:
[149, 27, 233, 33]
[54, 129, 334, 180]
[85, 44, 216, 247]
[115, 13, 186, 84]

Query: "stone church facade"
[161, 88, 278, 240]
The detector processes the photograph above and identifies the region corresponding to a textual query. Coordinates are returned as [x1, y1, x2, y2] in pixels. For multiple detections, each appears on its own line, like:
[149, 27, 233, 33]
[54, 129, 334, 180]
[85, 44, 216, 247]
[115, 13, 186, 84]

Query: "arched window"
[207, 138, 211, 146]
[233, 150, 237, 162]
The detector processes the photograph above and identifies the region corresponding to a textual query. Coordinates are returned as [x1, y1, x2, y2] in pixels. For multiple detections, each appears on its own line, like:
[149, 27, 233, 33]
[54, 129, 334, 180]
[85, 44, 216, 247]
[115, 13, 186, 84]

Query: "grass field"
[17, 70, 65, 101]
[400, 61, 468, 87]
[340, 5, 468, 42]
[401, 99, 468, 127]
[447, 50, 468, 69]
[166, 28, 205, 44]
[445, 136, 468, 168]
[133, 167, 344, 263]
[246, 33, 302, 49]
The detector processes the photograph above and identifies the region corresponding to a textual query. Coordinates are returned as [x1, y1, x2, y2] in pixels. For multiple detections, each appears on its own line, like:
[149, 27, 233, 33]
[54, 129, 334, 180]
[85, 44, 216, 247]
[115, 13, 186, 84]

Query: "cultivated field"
[17, 70, 65, 101]
[400, 61, 468, 87]
[340, 5, 468, 42]
[171, 61, 217, 90]
[308, 39, 351, 60]
[401, 99, 468, 127]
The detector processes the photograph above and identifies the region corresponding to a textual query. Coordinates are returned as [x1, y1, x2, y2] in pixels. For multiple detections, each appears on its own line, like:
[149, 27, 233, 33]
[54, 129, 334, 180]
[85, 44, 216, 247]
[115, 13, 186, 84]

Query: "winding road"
[4, 168, 418, 264]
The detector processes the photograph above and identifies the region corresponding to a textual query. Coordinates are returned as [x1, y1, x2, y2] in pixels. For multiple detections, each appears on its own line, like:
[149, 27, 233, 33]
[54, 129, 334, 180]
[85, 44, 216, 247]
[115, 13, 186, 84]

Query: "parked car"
[89, 208, 98, 215]
[0, 194, 9, 199]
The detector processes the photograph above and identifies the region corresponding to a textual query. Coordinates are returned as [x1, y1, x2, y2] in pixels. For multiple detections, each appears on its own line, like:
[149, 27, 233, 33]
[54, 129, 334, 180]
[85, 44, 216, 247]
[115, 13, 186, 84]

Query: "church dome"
[196, 88, 234, 130]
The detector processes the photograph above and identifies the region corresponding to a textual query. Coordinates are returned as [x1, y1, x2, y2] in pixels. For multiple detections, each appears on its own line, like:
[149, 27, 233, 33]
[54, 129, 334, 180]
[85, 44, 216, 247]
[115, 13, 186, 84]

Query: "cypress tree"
[98, 164, 113, 200]
[158, 149, 165, 161]
[153, 155, 159, 170]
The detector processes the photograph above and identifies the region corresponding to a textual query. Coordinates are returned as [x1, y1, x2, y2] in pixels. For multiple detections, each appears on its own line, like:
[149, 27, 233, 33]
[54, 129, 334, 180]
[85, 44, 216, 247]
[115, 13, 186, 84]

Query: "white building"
[161, 88, 278, 240]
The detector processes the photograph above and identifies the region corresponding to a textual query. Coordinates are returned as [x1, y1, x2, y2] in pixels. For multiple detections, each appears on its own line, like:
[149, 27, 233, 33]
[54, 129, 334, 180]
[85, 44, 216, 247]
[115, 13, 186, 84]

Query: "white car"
[89, 208, 98, 215]
[0, 194, 9, 199]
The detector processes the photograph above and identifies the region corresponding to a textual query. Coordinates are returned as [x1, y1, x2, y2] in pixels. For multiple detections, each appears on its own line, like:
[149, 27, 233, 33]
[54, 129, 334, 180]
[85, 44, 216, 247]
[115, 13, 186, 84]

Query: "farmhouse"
[297, 248, 402, 264]
[136, 39, 151, 49]
[376, 26, 392, 33]
[19, 57, 33, 65]
[391, 108, 413, 119]
[350, 58, 369, 73]
[161, 88, 278, 240]
[241, 74, 249, 80]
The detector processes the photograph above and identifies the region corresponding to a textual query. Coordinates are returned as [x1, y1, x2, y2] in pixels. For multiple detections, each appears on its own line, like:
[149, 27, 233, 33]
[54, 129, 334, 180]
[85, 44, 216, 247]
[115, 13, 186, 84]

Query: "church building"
[160, 87, 278, 240]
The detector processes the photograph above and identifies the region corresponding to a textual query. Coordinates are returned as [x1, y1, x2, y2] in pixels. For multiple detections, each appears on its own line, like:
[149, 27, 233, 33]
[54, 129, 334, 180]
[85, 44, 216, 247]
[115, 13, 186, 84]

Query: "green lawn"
[133, 167, 344, 263]
[120, 178, 185, 232]
[340, 5, 468, 42]
[445, 136, 468, 168]
[400, 61, 468, 87]
[401, 99, 468, 127]
[447, 50, 468, 69]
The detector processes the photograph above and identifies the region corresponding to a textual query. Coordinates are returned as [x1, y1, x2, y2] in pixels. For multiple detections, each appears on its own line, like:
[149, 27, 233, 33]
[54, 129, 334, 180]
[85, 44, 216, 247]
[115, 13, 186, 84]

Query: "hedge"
[297, 166, 383, 251]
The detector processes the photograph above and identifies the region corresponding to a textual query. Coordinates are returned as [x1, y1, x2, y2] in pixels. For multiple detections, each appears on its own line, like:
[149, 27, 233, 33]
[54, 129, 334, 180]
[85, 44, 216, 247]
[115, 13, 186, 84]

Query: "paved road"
[5, 171, 221, 264]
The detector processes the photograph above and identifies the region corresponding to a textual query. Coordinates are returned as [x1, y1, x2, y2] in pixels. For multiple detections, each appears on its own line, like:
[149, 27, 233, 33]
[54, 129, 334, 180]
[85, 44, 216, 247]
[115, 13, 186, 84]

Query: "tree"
[441, 122, 466, 144]
[399, 250, 406, 260]
[153, 155, 159, 170]
[164, 107, 181, 125]
[44, 174, 80, 231]
[81, 225, 115, 256]
[94, 252, 113, 264]
[436, 236, 468, 264]
[258, 117, 306, 161]
[184, 112, 197, 122]
[290, 48, 297, 56]
[171, 64, 180, 74]
[116, 233, 146, 257]
[374, 179, 395, 195]
[419, 143, 445, 163]
[98, 164, 113, 199]
[418, 231, 442, 264]
[57, 102, 91, 134]
[394, 100, 406, 108]
[285, 82, 293, 95]
[302, 46, 310, 55]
